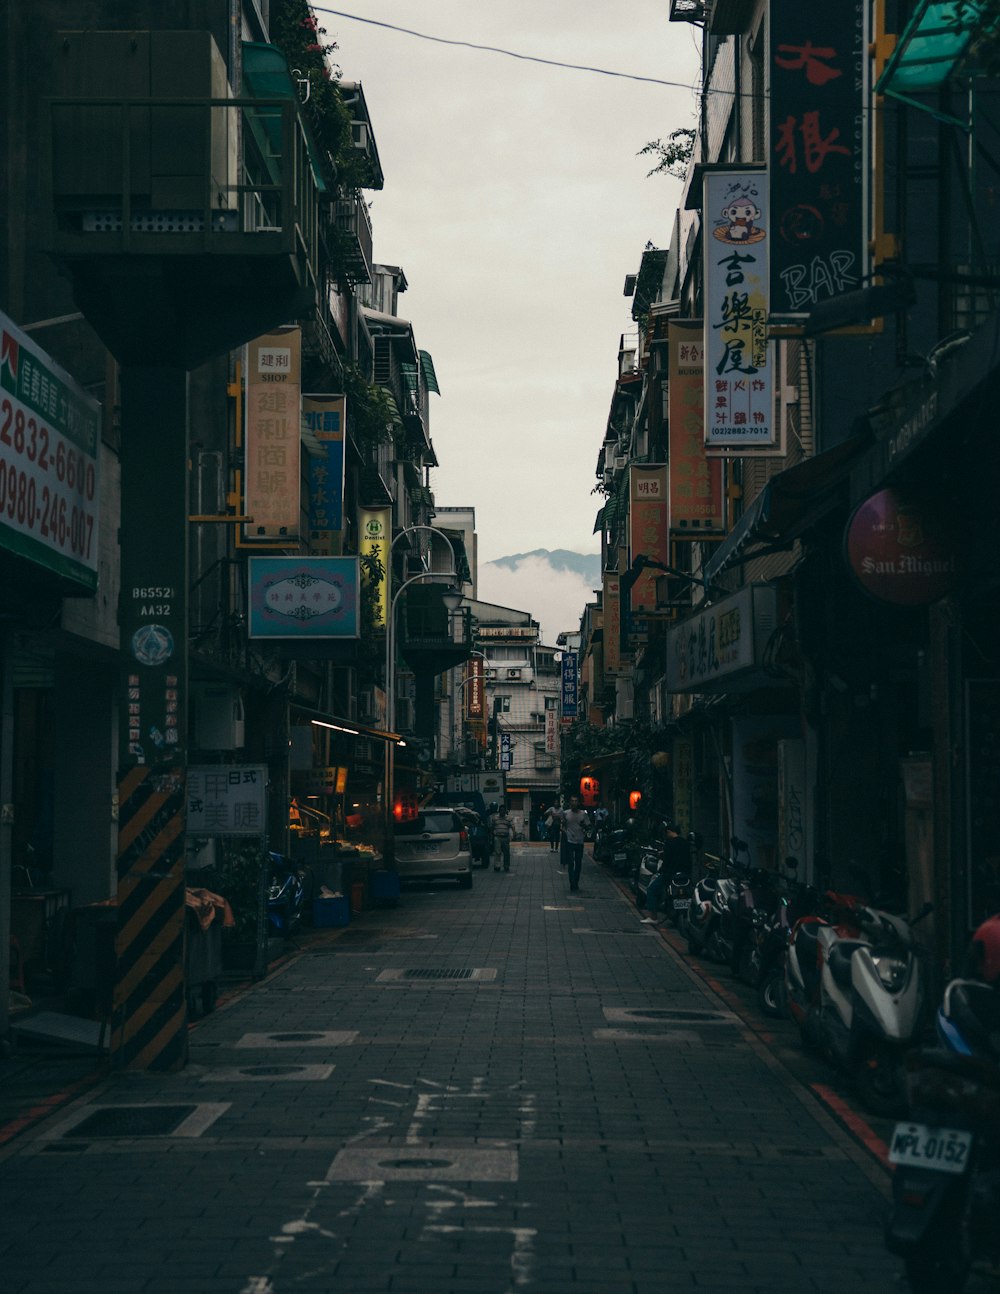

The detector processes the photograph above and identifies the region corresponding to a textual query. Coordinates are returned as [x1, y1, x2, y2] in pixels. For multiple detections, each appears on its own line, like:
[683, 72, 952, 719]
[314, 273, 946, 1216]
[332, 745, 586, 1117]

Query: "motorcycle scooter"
[686, 854, 739, 963]
[886, 914, 1000, 1292]
[786, 891, 931, 1115]
[267, 851, 313, 938]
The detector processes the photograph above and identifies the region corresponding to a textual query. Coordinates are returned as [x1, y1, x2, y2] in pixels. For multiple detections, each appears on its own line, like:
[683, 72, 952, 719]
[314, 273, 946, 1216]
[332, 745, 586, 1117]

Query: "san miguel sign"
[845, 489, 958, 606]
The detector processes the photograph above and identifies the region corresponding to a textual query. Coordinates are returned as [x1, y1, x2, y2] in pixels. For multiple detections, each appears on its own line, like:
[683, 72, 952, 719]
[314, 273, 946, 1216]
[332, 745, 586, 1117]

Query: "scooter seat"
[827, 940, 865, 988]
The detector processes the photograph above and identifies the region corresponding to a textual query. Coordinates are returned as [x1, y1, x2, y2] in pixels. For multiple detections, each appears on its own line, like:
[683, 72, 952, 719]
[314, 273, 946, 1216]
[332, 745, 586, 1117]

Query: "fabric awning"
[705, 435, 869, 581]
[242, 42, 328, 192]
[876, 0, 991, 97]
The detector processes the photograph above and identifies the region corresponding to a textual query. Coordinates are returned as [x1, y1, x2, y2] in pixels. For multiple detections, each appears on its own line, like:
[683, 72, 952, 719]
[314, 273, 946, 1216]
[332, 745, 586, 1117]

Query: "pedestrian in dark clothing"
[549, 796, 592, 892]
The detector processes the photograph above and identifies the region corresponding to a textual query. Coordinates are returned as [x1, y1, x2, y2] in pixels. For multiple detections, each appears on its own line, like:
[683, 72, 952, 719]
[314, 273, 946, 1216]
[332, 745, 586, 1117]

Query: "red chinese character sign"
[770, 0, 868, 318]
[703, 171, 774, 450]
[667, 321, 725, 535]
[628, 465, 668, 614]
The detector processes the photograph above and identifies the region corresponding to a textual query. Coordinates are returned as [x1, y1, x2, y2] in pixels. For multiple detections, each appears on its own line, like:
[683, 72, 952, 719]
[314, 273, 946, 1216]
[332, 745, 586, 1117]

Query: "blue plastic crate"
[312, 896, 350, 928]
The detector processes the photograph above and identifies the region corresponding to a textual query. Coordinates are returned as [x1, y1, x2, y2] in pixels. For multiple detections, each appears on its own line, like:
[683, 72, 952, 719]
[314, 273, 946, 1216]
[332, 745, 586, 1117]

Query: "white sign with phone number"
[0, 311, 101, 589]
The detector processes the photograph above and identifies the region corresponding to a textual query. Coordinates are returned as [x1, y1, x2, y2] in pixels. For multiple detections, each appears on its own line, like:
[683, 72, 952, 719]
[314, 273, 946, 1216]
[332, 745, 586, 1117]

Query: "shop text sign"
[187, 765, 267, 836]
[466, 657, 485, 721]
[628, 464, 668, 614]
[0, 310, 101, 588]
[305, 393, 346, 542]
[244, 328, 301, 542]
[666, 585, 777, 692]
[561, 651, 579, 719]
[845, 489, 957, 606]
[248, 556, 360, 638]
[770, 0, 867, 317]
[703, 171, 774, 449]
[668, 320, 725, 533]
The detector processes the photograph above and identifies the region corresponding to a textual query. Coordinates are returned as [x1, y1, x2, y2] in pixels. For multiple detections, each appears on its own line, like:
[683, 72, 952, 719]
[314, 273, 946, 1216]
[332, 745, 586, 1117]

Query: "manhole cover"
[42, 1142, 88, 1153]
[242, 1065, 305, 1077]
[404, 968, 474, 980]
[71, 1105, 198, 1138]
[632, 1009, 724, 1022]
[378, 1157, 454, 1170]
[270, 1032, 326, 1042]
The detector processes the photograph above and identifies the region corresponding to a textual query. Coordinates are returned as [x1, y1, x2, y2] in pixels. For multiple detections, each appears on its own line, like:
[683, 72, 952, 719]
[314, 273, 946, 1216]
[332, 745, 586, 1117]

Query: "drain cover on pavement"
[45, 1103, 230, 1140]
[326, 1146, 517, 1181]
[235, 1030, 358, 1049]
[376, 968, 497, 983]
[201, 1064, 335, 1082]
[603, 1007, 737, 1026]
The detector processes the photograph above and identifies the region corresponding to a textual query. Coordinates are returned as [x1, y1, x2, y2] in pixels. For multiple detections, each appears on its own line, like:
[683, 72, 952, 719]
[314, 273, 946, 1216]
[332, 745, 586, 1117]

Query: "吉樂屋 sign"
[703, 171, 775, 450]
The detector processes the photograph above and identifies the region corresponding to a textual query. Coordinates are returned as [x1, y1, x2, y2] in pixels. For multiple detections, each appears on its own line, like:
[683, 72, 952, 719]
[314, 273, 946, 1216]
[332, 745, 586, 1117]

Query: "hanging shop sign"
[668, 320, 725, 535]
[731, 717, 800, 873]
[304, 393, 346, 544]
[500, 732, 512, 771]
[248, 556, 360, 638]
[187, 765, 267, 836]
[561, 651, 579, 719]
[603, 573, 621, 675]
[703, 170, 775, 450]
[545, 698, 559, 755]
[358, 506, 390, 629]
[579, 776, 600, 807]
[665, 583, 780, 693]
[466, 657, 485, 721]
[0, 310, 101, 589]
[244, 327, 302, 542]
[628, 464, 668, 616]
[770, 0, 868, 318]
[845, 488, 958, 606]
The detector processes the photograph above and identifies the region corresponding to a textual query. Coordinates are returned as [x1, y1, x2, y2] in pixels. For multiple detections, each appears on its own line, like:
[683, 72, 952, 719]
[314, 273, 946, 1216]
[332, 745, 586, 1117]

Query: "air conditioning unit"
[613, 454, 629, 471]
[351, 120, 370, 150]
[192, 685, 245, 750]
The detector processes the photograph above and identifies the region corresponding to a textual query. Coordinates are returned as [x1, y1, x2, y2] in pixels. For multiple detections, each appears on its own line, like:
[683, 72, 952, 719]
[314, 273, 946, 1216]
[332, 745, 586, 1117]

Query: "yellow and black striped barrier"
[111, 766, 188, 1071]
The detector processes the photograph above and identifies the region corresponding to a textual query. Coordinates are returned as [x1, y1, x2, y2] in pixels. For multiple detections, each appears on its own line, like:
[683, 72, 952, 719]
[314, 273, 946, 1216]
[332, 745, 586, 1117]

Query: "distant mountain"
[485, 549, 601, 584]
[477, 550, 602, 643]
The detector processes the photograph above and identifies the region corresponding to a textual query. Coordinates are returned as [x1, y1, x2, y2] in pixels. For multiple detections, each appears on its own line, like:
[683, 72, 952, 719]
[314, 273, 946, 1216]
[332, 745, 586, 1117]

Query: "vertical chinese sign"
[703, 171, 774, 451]
[603, 573, 621, 676]
[561, 651, 578, 720]
[770, 0, 868, 318]
[628, 464, 668, 623]
[244, 328, 302, 541]
[305, 393, 346, 552]
[466, 656, 485, 728]
[359, 507, 390, 630]
[545, 697, 559, 756]
[667, 321, 725, 535]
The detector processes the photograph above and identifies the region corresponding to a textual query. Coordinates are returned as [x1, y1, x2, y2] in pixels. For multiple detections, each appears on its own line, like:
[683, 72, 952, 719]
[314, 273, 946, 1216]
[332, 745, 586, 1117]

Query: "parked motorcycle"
[668, 857, 694, 928]
[686, 854, 739, 963]
[725, 841, 780, 984]
[754, 858, 816, 1017]
[786, 890, 932, 1114]
[267, 851, 313, 937]
[885, 914, 1000, 1291]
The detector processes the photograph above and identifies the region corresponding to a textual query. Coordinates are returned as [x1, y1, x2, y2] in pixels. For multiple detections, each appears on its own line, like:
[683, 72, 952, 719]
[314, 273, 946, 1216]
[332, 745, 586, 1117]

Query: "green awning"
[420, 351, 440, 395]
[877, 1, 993, 101]
[242, 42, 328, 192]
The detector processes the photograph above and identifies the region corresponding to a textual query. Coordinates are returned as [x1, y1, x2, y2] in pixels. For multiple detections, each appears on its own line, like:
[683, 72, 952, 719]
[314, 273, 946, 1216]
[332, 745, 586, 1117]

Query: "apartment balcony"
[40, 32, 322, 367]
[333, 191, 373, 285]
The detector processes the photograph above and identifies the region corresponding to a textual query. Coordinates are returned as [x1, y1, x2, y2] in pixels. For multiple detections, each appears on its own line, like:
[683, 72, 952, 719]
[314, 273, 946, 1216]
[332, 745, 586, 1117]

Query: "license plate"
[673, 899, 691, 910]
[614, 851, 628, 861]
[888, 1122, 972, 1174]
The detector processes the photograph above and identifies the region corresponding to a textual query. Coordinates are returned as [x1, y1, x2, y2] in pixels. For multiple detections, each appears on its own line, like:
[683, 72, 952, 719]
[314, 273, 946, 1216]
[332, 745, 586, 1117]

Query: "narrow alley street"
[1, 845, 931, 1292]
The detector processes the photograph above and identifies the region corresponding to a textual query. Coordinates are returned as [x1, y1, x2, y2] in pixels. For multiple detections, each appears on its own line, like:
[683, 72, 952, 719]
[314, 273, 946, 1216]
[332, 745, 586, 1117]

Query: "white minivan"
[393, 808, 474, 889]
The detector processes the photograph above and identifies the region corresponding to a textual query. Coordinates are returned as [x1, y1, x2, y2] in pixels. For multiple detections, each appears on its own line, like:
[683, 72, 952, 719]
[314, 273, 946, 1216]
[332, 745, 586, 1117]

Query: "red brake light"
[459, 829, 469, 850]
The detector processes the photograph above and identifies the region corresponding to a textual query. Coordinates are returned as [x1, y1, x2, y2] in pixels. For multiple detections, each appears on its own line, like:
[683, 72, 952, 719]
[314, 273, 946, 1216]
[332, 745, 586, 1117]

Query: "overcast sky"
[322, 1, 701, 566]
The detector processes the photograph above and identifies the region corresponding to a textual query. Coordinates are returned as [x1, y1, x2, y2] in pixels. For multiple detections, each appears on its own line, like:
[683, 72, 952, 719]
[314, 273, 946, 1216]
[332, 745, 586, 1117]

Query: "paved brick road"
[0, 845, 940, 1291]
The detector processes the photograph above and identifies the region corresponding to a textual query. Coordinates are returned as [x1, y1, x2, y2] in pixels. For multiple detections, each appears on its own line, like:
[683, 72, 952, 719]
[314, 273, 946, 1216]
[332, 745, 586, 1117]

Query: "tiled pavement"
[0, 845, 944, 1291]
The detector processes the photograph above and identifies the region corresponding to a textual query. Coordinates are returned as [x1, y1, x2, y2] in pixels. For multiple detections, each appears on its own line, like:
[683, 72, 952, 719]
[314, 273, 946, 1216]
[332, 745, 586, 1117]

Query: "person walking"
[544, 800, 561, 853]
[491, 804, 514, 873]
[549, 796, 592, 892]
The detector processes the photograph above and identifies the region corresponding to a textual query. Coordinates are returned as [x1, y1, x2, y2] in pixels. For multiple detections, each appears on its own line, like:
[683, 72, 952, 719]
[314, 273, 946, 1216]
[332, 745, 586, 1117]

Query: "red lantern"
[393, 792, 419, 823]
[629, 790, 642, 811]
[579, 776, 600, 807]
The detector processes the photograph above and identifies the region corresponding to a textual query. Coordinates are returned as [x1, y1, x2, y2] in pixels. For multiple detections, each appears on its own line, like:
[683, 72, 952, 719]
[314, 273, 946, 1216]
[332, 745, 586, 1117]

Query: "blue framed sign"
[249, 557, 360, 639]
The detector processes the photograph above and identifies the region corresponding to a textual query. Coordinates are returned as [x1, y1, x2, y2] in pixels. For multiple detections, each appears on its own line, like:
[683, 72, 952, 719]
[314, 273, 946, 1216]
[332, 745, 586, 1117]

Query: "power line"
[312, 6, 698, 90]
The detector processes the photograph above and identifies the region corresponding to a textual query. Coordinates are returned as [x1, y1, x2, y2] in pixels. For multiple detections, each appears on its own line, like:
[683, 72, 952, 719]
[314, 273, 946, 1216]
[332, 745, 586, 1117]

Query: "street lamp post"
[383, 526, 463, 856]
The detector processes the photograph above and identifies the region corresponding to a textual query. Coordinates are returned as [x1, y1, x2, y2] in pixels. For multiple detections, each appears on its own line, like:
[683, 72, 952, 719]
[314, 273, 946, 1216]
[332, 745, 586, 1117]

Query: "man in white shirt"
[549, 796, 592, 892]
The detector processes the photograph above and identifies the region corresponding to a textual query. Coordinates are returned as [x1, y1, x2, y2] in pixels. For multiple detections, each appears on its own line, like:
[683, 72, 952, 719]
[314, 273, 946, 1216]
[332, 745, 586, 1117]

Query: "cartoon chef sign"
[714, 183, 767, 245]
